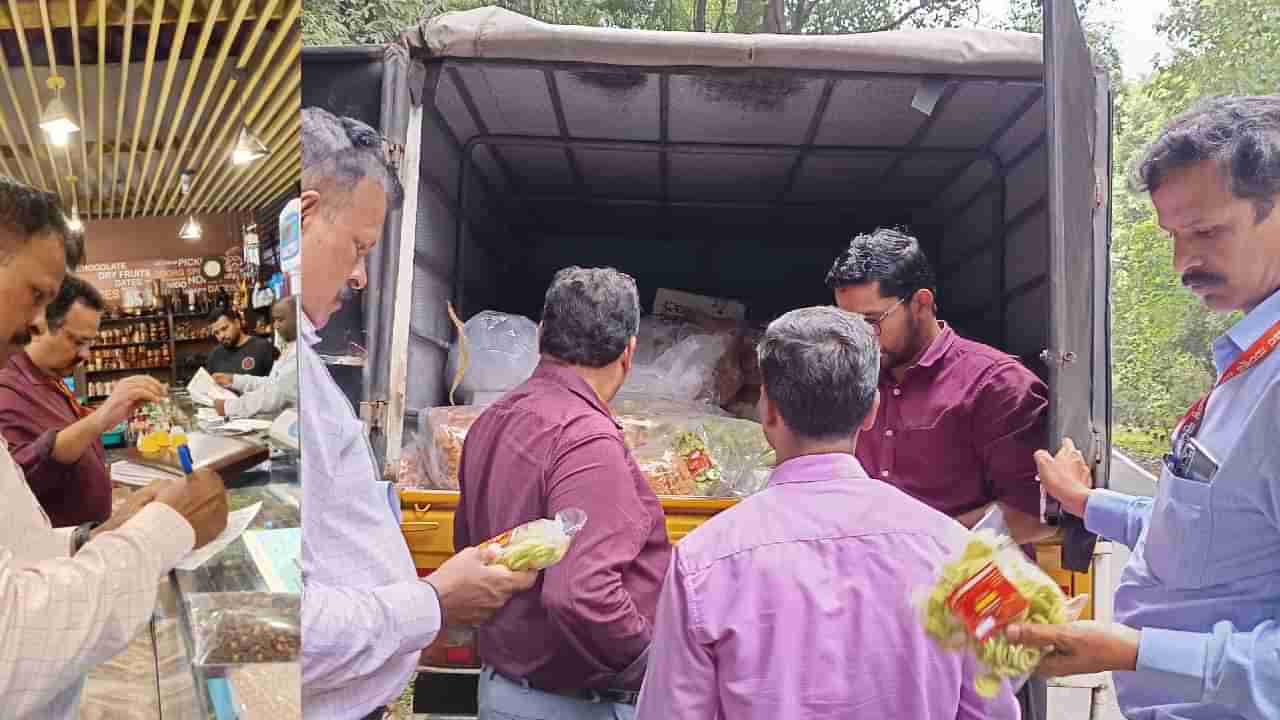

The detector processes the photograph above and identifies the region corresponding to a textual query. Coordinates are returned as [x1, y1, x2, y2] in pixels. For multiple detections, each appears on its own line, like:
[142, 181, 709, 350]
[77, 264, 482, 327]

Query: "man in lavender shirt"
[636, 306, 1019, 720]
[299, 107, 535, 720]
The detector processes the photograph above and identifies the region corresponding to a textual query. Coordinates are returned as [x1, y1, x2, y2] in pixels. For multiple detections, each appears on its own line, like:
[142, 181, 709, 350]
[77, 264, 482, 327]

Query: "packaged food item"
[919, 507, 1087, 698]
[187, 592, 300, 666]
[480, 508, 587, 571]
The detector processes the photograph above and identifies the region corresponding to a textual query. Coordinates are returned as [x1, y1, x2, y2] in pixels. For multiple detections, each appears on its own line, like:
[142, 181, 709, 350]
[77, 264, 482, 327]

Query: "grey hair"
[301, 107, 404, 212]
[758, 306, 879, 440]
[539, 266, 640, 368]
[0, 175, 84, 268]
[1134, 95, 1280, 222]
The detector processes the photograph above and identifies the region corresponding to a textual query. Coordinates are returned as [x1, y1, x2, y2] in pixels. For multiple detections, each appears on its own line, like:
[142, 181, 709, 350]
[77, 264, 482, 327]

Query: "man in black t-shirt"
[205, 308, 274, 377]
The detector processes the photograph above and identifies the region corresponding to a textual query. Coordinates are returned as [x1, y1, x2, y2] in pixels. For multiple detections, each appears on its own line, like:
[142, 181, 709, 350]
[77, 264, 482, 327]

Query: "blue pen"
[177, 444, 195, 474]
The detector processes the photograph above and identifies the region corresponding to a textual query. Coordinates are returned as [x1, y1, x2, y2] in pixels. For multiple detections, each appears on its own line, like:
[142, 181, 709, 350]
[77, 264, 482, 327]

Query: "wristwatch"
[71, 521, 102, 554]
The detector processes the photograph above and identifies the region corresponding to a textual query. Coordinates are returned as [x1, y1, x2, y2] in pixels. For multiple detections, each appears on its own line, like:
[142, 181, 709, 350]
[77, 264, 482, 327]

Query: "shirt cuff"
[55, 526, 76, 556]
[231, 376, 250, 393]
[34, 428, 70, 467]
[1083, 488, 1133, 543]
[118, 503, 198, 572]
[1137, 628, 1208, 698]
[384, 579, 444, 655]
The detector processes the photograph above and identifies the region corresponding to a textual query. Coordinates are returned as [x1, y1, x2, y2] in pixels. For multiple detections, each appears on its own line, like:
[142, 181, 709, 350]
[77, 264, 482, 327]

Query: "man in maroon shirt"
[456, 266, 672, 720]
[827, 227, 1053, 720]
[0, 276, 165, 526]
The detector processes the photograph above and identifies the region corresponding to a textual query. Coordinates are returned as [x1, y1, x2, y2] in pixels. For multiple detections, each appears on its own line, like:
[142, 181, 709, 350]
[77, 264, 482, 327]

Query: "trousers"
[478, 666, 636, 720]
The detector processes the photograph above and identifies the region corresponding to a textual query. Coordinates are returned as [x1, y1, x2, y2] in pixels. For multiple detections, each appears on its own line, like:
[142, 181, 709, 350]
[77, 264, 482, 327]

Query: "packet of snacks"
[918, 506, 1088, 699]
[479, 509, 588, 571]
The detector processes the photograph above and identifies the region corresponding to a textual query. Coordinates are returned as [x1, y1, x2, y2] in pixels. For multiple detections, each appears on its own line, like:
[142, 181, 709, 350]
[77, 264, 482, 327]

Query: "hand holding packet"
[479, 509, 587, 571]
[918, 505, 1088, 698]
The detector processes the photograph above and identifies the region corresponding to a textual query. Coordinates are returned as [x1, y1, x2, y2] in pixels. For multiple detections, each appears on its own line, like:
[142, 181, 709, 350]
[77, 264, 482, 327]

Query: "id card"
[1180, 437, 1221, 483]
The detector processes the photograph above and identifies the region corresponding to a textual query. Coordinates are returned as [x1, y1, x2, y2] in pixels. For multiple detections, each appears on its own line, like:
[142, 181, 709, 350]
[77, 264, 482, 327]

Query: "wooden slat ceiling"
[0, 0, 299, 218]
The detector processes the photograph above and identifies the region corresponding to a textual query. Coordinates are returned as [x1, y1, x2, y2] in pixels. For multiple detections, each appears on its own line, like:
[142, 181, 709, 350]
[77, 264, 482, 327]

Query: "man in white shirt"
[213, 295, 299, 418]
[0, 176, 231, 719]
[299, 107, 536, 719]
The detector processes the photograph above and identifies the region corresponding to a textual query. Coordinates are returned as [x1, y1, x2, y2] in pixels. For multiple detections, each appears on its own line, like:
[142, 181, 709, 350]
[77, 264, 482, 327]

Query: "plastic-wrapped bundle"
[480, 508, 588, 570]
[446, 310, 539, 405]
[918, 507, 1088, 698]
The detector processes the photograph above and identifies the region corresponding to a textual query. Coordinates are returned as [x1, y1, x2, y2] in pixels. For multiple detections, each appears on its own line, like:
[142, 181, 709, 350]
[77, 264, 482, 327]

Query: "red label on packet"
[945, 562, 1029, 641]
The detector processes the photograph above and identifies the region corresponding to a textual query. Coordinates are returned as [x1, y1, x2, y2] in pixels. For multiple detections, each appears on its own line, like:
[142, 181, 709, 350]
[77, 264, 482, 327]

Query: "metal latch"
[1095, 178, 1104, 209]
[1039, 349, 1078, 366]
[359, 399, 387, 432]
[1090, 425, 1105, 465]
[382, 140, 405, 175]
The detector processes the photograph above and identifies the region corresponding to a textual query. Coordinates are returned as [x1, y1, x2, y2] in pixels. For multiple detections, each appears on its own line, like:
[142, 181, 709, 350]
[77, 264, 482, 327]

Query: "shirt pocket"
[1143, 462, 1212, 589]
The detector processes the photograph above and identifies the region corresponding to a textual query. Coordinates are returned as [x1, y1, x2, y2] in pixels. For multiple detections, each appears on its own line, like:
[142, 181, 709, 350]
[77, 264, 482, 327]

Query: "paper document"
[242, 528, 302, 594]
[111, 459, 181, 486]
[175, 502, 261, 571]
[222, 418, 273, 433]
[188, 367, 237, 406]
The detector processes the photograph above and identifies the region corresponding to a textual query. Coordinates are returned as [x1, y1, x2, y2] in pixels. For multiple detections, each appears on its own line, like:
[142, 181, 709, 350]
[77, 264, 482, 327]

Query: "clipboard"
[126, 432, 270, 479]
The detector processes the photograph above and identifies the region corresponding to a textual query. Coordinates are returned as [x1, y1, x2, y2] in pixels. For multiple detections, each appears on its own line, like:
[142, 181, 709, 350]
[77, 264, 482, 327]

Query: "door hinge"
[359, 399, 387, 432]
[1090, 425, 1105, 465]
[1095, 178, 1103, 209]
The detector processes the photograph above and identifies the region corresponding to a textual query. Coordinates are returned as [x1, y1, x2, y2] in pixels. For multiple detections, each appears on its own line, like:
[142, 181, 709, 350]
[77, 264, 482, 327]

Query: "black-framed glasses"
[864, 298, 905, 336]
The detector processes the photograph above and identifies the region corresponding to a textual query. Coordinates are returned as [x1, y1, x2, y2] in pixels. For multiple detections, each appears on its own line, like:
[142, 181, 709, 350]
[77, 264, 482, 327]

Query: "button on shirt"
[300, 311, 442, 718]
[1086, 288, 1280, 720]
[454, 358, 672, 692]
[0, 351, 111, 526]
[636, 453, 1019, 720]
[856, 323, 1046, 519]
[0, 436, 194, 719]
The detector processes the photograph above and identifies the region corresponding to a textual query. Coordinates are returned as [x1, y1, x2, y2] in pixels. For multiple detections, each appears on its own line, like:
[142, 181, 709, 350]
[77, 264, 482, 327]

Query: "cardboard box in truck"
[303, 0, 1112, 706]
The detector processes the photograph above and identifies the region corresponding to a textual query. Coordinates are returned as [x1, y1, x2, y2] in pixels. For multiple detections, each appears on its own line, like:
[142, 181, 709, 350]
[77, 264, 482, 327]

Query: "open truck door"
[1044, 0, 1113, 571]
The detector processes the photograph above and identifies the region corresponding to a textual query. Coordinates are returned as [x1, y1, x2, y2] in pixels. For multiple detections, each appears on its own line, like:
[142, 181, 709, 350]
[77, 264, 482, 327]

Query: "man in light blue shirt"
[1013, 95, 1280, 719]
[299, 107, 536, 719]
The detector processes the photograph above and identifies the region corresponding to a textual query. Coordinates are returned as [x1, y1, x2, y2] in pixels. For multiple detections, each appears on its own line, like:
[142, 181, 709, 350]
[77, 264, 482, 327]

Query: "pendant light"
[178, 170, 201, 241]
[40, 76, 79, 147]
[65, 175, 82, 232]
[230, 69, 268, 165]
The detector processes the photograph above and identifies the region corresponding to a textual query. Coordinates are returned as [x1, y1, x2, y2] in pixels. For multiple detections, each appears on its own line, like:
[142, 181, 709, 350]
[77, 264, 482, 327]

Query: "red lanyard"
[1173, 317, 1280, 449]
[53, 378, 93, 419]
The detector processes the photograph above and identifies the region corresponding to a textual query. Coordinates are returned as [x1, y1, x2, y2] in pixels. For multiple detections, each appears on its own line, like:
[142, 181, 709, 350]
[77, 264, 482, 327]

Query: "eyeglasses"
[62, 330, 96, 351]
[864, 298, 905, 336]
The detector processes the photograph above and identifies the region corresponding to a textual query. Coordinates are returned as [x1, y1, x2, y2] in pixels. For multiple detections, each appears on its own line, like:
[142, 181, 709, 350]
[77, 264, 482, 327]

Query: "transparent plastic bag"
[918, 507, 1088, 698]
[619, 332, 735, 406]
[620, 409, 775, 499]
[417, 405, 489, 490]
[447, 310, 539, 405]
[480, 508, 588, 571]
[187, 593, 300, 666]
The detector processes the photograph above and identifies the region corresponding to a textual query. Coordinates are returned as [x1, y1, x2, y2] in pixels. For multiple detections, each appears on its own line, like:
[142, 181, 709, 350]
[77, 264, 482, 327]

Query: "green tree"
[1106, 0, 1279, 462]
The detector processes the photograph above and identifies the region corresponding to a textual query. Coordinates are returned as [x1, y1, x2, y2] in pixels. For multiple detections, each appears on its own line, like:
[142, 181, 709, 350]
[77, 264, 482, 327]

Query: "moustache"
[1182, 271, 1225, 288]
[11, 328, 32, 347]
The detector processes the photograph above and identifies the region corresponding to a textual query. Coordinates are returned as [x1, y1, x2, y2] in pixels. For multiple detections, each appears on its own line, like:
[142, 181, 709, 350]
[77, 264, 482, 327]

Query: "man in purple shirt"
[637, 306, 1018, 720]
[827, 227, 1053, 719]
[455, 266, 673, 720]
[0, 276, 166, 526]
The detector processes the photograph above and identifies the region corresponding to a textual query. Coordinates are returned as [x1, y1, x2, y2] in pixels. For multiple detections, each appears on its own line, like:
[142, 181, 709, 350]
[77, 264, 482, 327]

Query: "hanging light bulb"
[40, 76, 79, 146]
[230, 69, 268, 165]
[179, 216, 202, 241]
[232, 126, 268, 165]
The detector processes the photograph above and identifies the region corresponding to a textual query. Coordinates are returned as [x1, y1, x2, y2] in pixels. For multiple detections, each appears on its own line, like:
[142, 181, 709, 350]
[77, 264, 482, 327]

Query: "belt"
[544, 686, 640, 706]
[493, 668, 640, 706]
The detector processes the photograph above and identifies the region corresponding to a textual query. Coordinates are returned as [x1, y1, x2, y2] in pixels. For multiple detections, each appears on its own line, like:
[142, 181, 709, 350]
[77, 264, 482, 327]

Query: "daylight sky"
[977, 0, 1173, 79]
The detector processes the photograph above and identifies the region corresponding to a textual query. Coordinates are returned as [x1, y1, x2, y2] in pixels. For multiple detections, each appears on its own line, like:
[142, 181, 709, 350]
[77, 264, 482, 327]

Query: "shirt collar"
[531, 357, 622, 429]
[300, 307, 321, 349]
[768, 452, 869, 487]
[9, 350, 50, 386]
[1214, 288, 1280, 373]
[915, 322, 956, 369]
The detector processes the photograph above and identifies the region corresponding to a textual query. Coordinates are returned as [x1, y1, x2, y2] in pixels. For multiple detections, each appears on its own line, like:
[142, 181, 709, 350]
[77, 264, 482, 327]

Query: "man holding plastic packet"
[1009, 96, 1280, 720]
[454, 266, 673, 720]
[298, 107, 536, 720]
[0, 175, 230, 720]
[637, 306, 1018, 720]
